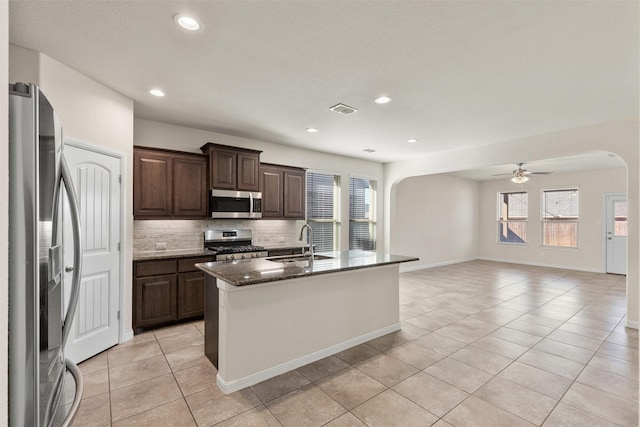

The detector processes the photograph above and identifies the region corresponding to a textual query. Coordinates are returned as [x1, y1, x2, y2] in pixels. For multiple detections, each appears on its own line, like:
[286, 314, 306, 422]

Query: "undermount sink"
[266, 254, 334, 263]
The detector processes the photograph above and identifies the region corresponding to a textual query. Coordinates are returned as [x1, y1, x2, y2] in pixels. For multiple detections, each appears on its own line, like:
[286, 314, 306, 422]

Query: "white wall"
[392, 174, 479, 271]
[9, 44, 136, 338]
[134, 118, 385, 251]
[478, 168, 626, 272]
[384, 120, 639, 327]
[1, 1, 9, 420]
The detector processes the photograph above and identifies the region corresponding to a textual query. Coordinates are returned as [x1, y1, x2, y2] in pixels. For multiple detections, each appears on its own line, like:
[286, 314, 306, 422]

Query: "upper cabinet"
[134, 146, 208, 219]
[260, 163, 306, 219]
[200, 143, 261, 192]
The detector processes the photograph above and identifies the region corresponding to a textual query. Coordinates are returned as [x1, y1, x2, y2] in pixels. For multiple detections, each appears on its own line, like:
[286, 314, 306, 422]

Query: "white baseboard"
[477, 257, 603, 273]
[625, 320, 639, 330]
[216, 322, 401, 394]
[121, 329, 134, 344]
[400, 258, 476, 273]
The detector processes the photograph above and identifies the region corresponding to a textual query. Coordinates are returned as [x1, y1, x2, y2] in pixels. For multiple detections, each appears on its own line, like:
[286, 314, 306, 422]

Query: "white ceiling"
[449, 152, 625, 181]
[8, 1, 639, 165]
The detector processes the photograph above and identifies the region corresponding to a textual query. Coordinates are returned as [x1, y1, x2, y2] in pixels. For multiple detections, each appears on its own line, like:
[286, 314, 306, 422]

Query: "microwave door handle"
[60, 155, 83, 348]
[249, 192, 253, 217]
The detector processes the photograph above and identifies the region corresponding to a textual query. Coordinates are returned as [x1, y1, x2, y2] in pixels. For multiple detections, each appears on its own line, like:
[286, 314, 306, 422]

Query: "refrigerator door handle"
[60, 359, 84, 427]
[59, 154, 83, 348]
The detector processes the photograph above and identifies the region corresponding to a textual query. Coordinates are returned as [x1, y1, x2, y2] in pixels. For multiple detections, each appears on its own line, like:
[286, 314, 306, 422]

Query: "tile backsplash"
[133, 219, 307, 253]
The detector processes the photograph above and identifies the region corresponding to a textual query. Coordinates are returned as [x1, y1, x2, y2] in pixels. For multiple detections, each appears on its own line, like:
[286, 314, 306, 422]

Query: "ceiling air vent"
[363, 148, 376, 153]
[329, 103, 358, 115]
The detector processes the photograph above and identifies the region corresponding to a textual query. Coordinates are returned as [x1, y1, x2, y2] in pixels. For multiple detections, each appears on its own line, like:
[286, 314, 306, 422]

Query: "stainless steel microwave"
[209, 189, 262, 219]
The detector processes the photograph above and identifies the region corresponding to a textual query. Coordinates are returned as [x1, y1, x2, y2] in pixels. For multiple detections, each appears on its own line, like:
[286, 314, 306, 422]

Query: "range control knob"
[241, 254, 247, 259]
[226, 255, 233, 261]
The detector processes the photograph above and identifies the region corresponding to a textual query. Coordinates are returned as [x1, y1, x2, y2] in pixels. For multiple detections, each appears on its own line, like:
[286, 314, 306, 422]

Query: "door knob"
[65, 265, 75, 272]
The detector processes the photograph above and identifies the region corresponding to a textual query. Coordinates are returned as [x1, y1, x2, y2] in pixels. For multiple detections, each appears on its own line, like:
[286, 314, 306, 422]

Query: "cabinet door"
[134, 274, 177, 328]
[134, 150, 173, 217]
[237, 152, 260, 192]
[284, 169, 306, 218]
[211, 149, 237, 189]
[178, 272, 205, 319]
[261, 166, 283, 218]
[173, 156, 207, 218]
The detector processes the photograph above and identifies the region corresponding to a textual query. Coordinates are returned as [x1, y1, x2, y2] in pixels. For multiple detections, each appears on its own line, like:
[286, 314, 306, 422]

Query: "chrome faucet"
[298, 223, 314, 261]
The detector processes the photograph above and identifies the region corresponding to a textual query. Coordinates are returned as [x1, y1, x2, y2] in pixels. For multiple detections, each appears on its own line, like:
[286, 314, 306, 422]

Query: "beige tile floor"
[70, 260, 639, 426]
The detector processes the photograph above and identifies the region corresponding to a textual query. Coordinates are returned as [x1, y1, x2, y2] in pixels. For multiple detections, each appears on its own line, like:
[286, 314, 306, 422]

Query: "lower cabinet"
[178, 272, 205, 319]
[133, 256, 212, 332]
[135, 274, 177, 329]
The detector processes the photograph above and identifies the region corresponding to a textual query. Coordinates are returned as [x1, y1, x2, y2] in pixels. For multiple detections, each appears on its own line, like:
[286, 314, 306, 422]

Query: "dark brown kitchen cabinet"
[260, 165, 284, 218]
[173, 155, 208, 218]
[133, 255, 212, 332]
[134, 274, 177, 329]
[178, 272, 205, 319]
[200, 143, 261, 192]
[134, 149, 173, 217]
[134, 146, 207, 219]
[260, 163, 306, 219]
[284, 169, 306, 218]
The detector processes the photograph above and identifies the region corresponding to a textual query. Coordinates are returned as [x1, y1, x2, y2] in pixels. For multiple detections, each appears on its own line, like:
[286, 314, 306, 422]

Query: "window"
[614, 200, 628, 237]
[542, 189, 579, 247]
[498, 192, 528, 244]
[306, 171, 341, 252]
[349, 177, 376, 251]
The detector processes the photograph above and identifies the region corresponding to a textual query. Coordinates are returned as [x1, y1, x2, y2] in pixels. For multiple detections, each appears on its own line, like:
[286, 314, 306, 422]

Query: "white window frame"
[348, 175, 377, 251]
[497, 191, 528, 245]
[306, 170, 341, 252]
[541, 187, 579, 249]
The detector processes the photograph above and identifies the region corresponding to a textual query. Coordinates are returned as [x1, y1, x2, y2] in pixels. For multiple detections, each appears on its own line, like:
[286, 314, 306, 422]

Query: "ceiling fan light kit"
[492, 162, 552, 184]
[511, 175, 529, 184]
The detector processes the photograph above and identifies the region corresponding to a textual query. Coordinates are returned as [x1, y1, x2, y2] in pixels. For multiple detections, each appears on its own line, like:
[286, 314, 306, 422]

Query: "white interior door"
[606, 194, 627, 275]
[63, 143, 121, 363]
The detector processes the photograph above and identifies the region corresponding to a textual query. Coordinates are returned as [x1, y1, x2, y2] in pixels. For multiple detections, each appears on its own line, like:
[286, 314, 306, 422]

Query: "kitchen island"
[196, 250, 418, 394]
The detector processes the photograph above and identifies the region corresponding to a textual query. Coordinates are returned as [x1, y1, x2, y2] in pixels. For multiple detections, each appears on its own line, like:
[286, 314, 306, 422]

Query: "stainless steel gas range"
[204, 229, 268, 261]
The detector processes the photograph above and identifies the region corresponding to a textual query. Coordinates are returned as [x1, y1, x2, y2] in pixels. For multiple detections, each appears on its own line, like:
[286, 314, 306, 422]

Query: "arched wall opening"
[383, 121, 639, 328]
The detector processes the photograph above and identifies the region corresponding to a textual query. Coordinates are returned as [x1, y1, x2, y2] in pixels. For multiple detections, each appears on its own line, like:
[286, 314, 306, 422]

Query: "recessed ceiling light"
[306, 128, 319, 133]
[174, 14, 202, 31]
[149, 89, 165, 97]
[407, 139, 418, 143]
[374, 96, 392, 104]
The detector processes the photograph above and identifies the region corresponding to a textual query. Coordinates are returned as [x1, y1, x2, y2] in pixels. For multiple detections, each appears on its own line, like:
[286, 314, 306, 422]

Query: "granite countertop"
[133, 249, 211, 261]
[133, 245, 312, 261]
[195, 250, 419, 286]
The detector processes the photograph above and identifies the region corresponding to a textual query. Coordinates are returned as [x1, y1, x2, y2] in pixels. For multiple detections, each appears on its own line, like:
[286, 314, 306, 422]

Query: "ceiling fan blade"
[492, 173, 516, 176]
[528, 172, 552, 175]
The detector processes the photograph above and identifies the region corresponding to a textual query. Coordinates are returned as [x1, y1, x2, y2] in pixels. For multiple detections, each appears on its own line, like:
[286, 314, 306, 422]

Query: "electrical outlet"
[278, 236, 285, 243]
[155, 242, 167, 250]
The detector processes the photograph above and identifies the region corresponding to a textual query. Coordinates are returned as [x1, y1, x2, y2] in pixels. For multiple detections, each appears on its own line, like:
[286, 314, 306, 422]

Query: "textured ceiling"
[8, 1, 639, 164]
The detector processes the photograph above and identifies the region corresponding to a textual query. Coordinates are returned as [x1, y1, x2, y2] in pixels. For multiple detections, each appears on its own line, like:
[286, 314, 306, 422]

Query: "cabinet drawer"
[178, 257, 214, 273]
[135, 260, 177, 277]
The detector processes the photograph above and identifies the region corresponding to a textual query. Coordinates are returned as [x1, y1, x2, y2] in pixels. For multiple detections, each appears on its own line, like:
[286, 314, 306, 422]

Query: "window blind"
[349, 177, 376, 251]
[306, 172, 341, 252]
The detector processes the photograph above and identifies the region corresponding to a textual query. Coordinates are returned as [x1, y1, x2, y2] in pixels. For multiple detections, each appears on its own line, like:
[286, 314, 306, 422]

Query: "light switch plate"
[278, 236, 285, 243]
[156, 242, 167, 250]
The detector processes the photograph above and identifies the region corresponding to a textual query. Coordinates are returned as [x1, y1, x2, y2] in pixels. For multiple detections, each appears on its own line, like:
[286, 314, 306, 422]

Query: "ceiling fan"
[493, 163, 552, 184]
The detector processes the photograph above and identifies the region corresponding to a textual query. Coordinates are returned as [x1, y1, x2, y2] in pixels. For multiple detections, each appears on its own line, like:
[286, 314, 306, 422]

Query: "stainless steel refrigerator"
[9, 83, 84, 426]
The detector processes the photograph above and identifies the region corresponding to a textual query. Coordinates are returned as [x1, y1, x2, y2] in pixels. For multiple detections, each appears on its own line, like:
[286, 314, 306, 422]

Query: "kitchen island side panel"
[216, 264, 400, 388]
